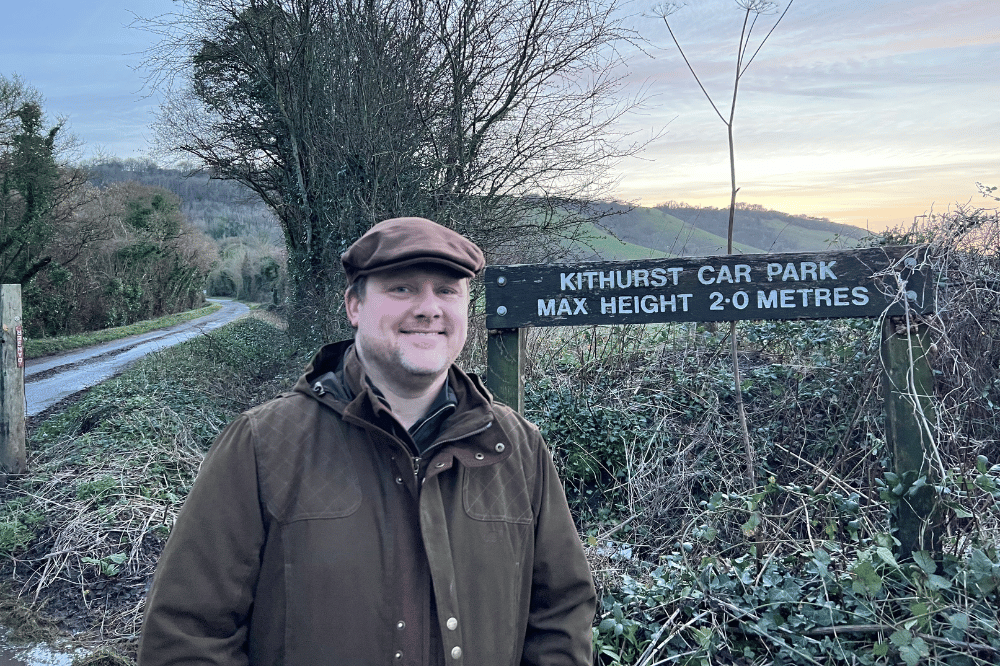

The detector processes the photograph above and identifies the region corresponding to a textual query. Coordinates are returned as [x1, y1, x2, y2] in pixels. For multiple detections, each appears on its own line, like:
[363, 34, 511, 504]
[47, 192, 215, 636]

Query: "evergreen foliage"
[22, 183, 216, 337]
[0, 75, 85, 286]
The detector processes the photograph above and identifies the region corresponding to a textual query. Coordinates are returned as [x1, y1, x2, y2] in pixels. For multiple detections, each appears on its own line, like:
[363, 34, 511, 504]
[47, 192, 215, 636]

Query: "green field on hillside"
[612, 207, 763, 255]
[565, 223, 672, 261]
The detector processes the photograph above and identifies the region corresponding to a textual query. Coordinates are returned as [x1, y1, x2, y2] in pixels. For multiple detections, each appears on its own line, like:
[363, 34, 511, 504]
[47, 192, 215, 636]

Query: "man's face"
[345, 266, 470, 391]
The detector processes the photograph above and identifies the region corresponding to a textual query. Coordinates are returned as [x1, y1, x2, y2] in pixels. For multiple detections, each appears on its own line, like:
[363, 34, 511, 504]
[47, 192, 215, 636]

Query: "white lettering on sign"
[697, 264, 752, 285]
[756, 286, 870, 309]
[527, 254, 882, 322]
[709, 291, 751, 310]
[562, 260, 843, 289]
[558, 267, 683, 290]
[766, 261, 838, 282]
[538, 298, 588, 316]
[601, 293, 692, 314]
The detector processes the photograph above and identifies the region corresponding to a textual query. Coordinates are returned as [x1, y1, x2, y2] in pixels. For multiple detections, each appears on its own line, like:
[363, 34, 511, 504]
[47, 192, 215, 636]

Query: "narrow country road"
[24, 299, 250, 417]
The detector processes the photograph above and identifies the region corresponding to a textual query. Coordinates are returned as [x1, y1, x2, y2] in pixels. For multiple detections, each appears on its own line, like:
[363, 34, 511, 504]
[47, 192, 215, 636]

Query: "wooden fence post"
[881, 316, 939, 559]
[486, 328, 525, 414]
[1, 283, 27, 480]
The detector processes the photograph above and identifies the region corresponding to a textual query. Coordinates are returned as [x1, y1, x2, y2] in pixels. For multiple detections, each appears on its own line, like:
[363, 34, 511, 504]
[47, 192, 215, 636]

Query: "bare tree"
[655, 0, 795, 488]
[139, 0, 642, 342]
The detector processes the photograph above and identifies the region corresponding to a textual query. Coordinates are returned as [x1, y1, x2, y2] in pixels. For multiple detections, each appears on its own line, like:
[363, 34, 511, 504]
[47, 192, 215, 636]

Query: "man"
[138, 217, 596, 665]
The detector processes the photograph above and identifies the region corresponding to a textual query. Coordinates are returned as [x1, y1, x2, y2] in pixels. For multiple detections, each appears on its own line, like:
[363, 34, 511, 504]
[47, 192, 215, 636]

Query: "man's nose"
[412, 286, 443, 317]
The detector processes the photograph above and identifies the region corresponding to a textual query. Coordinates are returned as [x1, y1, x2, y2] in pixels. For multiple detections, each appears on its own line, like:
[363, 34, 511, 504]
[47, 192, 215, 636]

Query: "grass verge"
[2, 315, 306, 662]
[25, 303, 224, 360]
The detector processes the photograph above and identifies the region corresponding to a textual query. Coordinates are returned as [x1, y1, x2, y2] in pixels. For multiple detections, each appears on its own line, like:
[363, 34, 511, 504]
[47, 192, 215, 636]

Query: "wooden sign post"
[880, 317, 938, 557]
[1, 283, 26, 481]
[485, 246, 937, 556]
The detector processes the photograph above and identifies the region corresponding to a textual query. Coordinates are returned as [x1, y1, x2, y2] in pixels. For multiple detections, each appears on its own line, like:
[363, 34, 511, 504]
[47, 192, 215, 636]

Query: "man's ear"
[344, 290, 361, 327]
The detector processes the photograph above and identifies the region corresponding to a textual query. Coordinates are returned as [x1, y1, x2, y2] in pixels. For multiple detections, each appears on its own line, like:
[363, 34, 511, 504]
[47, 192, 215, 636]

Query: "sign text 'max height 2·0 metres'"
[485, 246, 930, 329]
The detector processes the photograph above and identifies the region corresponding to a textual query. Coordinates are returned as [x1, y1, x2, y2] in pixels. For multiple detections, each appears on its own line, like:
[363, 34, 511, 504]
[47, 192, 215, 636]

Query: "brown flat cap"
[341, 217, 485, 284]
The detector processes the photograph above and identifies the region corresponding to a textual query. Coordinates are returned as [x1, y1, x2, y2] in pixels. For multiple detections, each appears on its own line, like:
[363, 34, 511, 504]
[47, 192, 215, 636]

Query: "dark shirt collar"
[366, 376, 458, 454]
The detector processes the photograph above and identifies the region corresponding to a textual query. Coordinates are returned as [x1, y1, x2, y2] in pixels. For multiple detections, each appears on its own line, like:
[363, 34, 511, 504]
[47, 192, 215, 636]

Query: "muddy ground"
[2, 397, 156, 663]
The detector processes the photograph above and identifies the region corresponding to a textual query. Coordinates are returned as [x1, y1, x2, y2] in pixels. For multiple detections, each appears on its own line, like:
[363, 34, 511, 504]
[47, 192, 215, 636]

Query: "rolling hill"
[568, 202, 869, 260]
[86, 160, 869, 261]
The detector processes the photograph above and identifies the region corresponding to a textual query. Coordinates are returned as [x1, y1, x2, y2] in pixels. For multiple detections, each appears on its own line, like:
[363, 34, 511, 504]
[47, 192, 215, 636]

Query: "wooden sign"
[486, 246, 929, 329]
[484, 244, 938, 559]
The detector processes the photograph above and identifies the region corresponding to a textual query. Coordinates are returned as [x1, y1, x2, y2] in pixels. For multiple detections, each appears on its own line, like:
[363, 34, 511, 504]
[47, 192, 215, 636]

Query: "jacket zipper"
[410, 402, 455, 443]
[341, 411, 494, 483]
[408, 402, 460, 480]
[415, 421, 495, 484]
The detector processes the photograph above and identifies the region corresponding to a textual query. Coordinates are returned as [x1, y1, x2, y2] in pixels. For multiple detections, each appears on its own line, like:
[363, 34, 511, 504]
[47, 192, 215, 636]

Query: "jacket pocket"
[255, 411, 363, 523]
[463, 462, 534, 524]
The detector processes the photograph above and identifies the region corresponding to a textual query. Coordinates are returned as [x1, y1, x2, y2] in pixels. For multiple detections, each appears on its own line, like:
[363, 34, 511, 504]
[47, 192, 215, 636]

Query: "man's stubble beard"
[395, 346, 452, 378]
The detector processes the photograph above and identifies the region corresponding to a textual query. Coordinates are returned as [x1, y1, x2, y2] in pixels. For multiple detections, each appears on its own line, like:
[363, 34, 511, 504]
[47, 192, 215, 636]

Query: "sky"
[2, 0, 997, 232]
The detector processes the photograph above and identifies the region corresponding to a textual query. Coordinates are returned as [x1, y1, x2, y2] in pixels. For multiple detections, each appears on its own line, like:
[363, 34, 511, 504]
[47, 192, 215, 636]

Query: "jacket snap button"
[451, 646, 462, 659]
[396, 620, 405, 630]
[495, 443, 505, 452]
[394, 651, 403, 659]
[446, 617, 458, 630]
[395, 476, 404, 484]
[474, 453, 484, 460]
[435, 462, 446, 468]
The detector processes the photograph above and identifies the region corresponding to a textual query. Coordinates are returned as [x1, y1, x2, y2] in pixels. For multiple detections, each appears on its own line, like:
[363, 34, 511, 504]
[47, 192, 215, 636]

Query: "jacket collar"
[293, 340, 500, 457]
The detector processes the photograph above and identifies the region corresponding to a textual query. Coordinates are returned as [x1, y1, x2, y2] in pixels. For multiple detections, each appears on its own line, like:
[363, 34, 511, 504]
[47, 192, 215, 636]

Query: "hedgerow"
[524, 202, 1000, 664]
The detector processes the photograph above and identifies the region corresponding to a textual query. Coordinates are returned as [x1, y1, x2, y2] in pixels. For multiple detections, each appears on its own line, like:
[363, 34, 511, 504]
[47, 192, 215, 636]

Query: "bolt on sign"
[486, 246, 931, 329]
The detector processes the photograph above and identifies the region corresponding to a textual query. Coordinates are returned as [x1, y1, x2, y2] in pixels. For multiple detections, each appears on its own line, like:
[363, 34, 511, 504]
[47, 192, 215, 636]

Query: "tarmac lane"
[24, 299, 250, 417]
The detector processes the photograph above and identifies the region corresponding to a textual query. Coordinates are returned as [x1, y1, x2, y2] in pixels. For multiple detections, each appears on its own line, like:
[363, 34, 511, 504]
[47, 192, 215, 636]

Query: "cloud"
[611, 0, 999, 229]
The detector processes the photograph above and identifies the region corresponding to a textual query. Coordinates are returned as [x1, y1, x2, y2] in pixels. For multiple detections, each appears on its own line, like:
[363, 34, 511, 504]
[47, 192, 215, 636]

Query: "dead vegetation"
[1, 203, 997, 664]
[1, 318, 302, 661]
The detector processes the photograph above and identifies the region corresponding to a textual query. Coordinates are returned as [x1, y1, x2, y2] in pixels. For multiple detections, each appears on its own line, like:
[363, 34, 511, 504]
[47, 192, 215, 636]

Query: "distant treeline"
[85, 159, 283, 243]
[84, 160, 289, 307]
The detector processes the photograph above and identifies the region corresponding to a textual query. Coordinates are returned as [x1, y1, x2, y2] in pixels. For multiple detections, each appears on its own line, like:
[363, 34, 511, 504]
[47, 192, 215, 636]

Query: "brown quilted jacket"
[138, 340, 596, 666]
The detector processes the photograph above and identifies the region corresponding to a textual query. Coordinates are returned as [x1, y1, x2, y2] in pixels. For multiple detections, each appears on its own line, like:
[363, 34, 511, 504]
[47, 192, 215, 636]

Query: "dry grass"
[1, 317, 301, 659]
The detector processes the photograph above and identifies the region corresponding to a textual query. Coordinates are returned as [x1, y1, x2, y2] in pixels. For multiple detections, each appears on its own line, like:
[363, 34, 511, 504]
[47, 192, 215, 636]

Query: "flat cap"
[341, 217, 485, 284]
